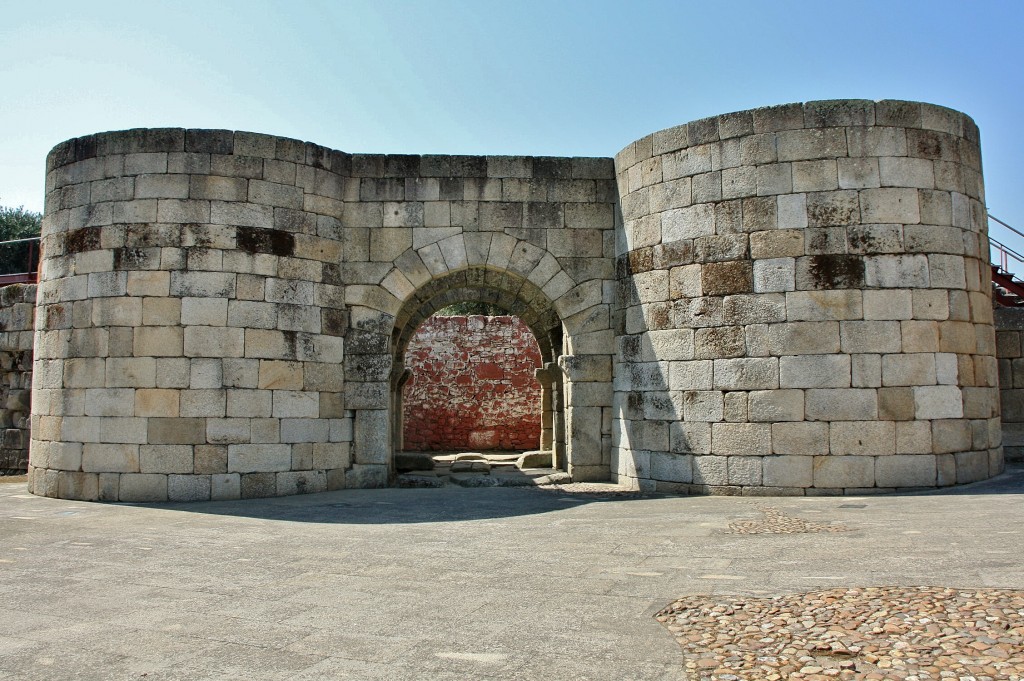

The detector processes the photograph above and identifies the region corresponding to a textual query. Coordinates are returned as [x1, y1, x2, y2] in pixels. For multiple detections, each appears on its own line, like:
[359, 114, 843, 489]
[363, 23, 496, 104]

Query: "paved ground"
[0, 465, 1022, 680]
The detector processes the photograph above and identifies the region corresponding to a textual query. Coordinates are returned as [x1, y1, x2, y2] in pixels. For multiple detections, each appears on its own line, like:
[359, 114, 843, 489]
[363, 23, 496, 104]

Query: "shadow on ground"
[125, 463, 1024, 526]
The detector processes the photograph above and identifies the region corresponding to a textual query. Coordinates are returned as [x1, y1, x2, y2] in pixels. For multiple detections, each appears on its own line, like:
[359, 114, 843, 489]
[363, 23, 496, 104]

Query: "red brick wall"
[402, 315, 542, 451]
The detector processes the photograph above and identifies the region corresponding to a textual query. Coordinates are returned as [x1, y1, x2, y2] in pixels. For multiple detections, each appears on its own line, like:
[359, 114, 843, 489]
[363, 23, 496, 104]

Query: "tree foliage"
[0, 200, 41, 275]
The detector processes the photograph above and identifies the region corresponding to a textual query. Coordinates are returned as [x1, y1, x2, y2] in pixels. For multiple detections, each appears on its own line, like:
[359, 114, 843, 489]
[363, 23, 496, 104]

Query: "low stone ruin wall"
[402, 315, 541, 451]
[996, 307, 1024, 461]
[0, 284, 36, 474]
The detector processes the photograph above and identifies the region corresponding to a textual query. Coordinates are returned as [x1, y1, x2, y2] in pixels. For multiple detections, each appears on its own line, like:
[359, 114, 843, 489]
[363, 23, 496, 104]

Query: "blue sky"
[3, 0, 1023, 256]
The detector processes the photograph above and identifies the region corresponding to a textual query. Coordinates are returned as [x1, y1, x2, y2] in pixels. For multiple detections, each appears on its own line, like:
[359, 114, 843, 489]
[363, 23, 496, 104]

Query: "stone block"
[680, 391, 724, 422]
[345, 464, 387, 488]
[147, 417, 206, 444]
[873, 454, 936, 487]
[723, 391, 748, 422]
[211, 473, 241, 500]
[691, 455, 728, 485]
[194, 444, 228, 474]
[771, 421, 829, 455]
[750, 230, 804, 259]
[859, 188, 920, 225]
[753, 258, 795, 293]
[792, 160, 838, 192]
[670, 421, 711, 454]
[769, 322, 841, 356]
[932, 419, 972, 453]
[913, 385, 963, 419]
[105, 357, 157, 388]
[805, 389, 877, 421]
[270, 390, 319, 418]
[840, 321, 902, 354]
[55, 471, 98, 501]
[227, 444, 290, 473]
[118, 473, 168, 501]
[240, 472, 278, 498]
[701, 261, 752, 296]
[837, 158, 880, 189]
[313, 442, 350, 470]
[954, 450, 988, 483]
[727, 456, 762, 485]
[850, 353, 879, 389]
[863, 290, 912, 321]
[786, 290, 862, 321]
[763, 455, 813, 487]
[896, 421, 933, 454]
[878, 387, 916, 421]
[748, 389, 804, 421]
[779, 354, 850, 388]
[133, 327, 184, 358]
[168, 474, 211, 501]
[650, 451, 692, 483]
[882, 353, 936, 387]
[829, 421, 895, 456]
[693, 326, 743, 359]
[712, 423, 771, 456]
[812, 456, 874, 489]
[277, 470, 327, 496]
[712, 357, 777, 390]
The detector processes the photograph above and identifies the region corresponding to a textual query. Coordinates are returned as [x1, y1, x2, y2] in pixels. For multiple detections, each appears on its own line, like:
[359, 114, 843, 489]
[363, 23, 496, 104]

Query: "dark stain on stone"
[281, 330, 298, 361]
[113, 248, 150, 270]
[913, 131, 942, 159]
[807, 254, 864, 289]
[236, 227, 295, 257]
[628, 247, 654, 275]
[322, 309, 349, 337]
[701, 261, 752, 296]
[64, 228, 101, 255]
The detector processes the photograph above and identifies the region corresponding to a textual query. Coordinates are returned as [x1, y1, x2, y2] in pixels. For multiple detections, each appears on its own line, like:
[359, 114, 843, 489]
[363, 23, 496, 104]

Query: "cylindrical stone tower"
[612, 99, 1000, 493]
[30, 129, 353, 501]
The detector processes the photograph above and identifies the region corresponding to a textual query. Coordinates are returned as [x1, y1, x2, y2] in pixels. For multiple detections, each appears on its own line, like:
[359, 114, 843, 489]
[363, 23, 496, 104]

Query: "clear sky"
[3, 0, 1023, 254]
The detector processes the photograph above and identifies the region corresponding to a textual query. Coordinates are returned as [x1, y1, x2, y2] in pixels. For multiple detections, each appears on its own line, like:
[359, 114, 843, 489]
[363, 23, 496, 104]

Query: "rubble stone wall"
[402, 315, 542, 451]
[613, 100, 1000, 493]
[0, 284, 36, 474]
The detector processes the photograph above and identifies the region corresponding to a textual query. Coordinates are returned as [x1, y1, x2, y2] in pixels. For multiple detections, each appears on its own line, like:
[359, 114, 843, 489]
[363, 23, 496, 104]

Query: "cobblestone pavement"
[727, 506, 851, 534]
[658, 586, 1024, 680]
[0, 465, 1022, 680]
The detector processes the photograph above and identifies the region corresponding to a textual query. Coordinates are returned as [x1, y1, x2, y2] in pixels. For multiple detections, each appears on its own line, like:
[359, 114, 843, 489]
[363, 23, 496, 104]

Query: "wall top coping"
[45, 128, 616, 180]
[614, 99, 981, 171]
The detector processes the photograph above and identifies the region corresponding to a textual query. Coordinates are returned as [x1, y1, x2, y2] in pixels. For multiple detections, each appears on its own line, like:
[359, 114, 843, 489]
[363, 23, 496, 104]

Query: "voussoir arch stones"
[29, 98, 1003, 501]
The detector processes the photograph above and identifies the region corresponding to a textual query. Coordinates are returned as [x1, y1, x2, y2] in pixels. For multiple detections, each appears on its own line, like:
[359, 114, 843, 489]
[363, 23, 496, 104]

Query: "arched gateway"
[29, 100, 1002, 500]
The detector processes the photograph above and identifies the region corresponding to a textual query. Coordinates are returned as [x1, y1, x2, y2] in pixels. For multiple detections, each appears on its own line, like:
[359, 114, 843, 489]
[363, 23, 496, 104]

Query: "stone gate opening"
[400, 311, 543, 453]
[389, 267, 573, 481]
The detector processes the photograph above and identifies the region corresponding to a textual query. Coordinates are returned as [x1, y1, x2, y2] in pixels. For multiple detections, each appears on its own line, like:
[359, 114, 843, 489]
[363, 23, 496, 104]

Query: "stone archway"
[390, 266, 570, 476]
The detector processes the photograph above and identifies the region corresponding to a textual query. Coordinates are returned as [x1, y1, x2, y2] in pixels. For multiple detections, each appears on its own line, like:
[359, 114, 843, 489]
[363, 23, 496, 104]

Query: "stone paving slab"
[0, 465, 1022, 680]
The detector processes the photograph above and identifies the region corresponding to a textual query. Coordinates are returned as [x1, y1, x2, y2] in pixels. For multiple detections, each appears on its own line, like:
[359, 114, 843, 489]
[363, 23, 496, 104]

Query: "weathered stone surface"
[24, 100, 1000, 500]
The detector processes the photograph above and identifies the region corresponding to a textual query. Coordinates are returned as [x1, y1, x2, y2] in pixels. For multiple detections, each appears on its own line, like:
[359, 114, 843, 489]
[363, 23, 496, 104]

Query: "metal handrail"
[990, 237, 1024, 265]
[0, 235, 41, 285]
[0, 236, 41, 246]
[989, 214, 1024, 240]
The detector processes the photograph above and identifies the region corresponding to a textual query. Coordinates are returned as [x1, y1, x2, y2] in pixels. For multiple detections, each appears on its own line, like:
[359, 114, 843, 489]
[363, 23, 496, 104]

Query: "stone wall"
[613, 100, 1000, 493]
[401, 315, 541, 451]
[0, 284, 35, 473]
[996, 307, 1024, 461]
[28, 99, 1004, 501]
[31, 127, 616, 501]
